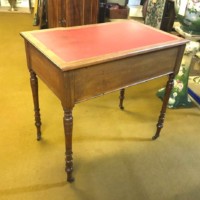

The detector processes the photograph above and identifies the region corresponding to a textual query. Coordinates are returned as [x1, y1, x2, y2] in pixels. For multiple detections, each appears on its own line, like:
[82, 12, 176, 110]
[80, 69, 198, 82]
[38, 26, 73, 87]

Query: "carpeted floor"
[0, 12, 200, 200]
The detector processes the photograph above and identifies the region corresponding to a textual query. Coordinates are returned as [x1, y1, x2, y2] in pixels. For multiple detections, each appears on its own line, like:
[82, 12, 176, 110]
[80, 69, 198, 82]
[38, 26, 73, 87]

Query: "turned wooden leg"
[119, 88, 125, 110]
[29, 70, 42, 141]
[63, 108, 74, 182]
[152, 74, 174, 140]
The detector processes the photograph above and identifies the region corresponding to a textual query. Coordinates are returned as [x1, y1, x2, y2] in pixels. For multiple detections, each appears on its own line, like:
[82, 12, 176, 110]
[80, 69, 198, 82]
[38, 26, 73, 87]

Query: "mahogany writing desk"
[21, 21, 187, 182]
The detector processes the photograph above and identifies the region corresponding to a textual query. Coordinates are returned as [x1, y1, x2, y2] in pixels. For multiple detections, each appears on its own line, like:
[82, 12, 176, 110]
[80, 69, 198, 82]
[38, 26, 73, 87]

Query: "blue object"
[188, 88, 200, 105]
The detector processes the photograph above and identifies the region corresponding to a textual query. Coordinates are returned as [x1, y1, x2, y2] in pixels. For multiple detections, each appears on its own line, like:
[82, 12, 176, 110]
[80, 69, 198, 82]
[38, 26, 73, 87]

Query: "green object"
[157, 41, 200, 108]
[157, 63, 192, 108]
[175, 0, 200, 35]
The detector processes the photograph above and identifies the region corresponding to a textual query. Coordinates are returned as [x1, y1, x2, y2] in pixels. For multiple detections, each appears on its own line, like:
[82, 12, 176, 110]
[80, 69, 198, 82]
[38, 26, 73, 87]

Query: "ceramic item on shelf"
[175, 0, 200, 35]
[157, 55, 193, 108]
[157, 41, 200, 108]
[157, 0, 200, 108]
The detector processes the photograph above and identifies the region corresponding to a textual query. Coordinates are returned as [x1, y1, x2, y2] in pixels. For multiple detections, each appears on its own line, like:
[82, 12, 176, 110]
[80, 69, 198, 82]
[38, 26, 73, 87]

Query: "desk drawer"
[74, 47, 178, 102]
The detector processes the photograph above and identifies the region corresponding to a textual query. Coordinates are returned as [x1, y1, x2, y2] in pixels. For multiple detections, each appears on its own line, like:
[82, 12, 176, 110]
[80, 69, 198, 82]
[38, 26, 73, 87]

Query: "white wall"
[128, 0, 141, 6]
[107, 0, 141, 6]
[107, 0, 128, 5]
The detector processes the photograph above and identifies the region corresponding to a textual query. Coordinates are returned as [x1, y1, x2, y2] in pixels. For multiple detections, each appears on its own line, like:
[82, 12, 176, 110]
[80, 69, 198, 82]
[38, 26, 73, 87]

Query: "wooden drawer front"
[74, 47, 178, 102]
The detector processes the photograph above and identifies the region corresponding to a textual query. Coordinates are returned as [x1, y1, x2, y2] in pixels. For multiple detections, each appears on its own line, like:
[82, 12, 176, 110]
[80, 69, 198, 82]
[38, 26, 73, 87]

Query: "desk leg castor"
[36, 130, 42, 141]
[152, 132, 160, 140]
[67, 173, 75, 183]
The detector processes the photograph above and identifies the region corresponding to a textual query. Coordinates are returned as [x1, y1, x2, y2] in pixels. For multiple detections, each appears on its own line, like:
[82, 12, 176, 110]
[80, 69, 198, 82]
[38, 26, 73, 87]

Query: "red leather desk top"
[32, 21, 181, 62]
[21, 20, 187, 71]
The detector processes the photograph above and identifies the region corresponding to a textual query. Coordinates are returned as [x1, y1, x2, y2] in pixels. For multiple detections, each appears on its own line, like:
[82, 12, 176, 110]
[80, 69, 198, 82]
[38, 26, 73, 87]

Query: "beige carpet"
[0, 12, 200, 200]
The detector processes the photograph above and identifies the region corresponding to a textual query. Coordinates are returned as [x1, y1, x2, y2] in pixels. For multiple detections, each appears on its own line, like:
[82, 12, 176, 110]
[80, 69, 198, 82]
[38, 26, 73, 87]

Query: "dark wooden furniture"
[21, 21, 187, 182]
[47, 0, 99, 28]
[99, 0, 107, 23]
[160, 0, 175, 32]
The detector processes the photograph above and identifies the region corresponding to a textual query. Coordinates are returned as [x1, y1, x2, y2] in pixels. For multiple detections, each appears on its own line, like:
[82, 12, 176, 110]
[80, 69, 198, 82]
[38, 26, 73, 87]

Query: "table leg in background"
[29, 69, 42, 141]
